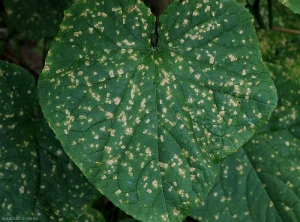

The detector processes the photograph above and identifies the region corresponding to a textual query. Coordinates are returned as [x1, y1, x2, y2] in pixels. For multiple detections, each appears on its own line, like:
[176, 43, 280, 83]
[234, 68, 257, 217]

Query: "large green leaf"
[278, 0, 300, 14]
[3, 0, 76, 40]
[190, 133, 300, 221]
[189, 40, 300, 222]
[0, 60, 100, 221]
[38, 0, 277, 221]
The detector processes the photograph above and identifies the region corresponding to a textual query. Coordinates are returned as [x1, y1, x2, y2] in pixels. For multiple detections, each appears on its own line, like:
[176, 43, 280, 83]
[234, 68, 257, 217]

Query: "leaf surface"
[0, 60, 99, 221]
[77, 208, 106, 222]
[278, 0, 300, 14]
[38, 0, 277, 221]
[189, 40, 300, 222]
[3, 0, 76, 40]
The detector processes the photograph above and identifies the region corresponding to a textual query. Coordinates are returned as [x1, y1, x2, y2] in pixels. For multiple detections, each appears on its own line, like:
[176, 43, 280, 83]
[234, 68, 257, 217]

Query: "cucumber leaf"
[0, 60, 100, 221]
[38, 0, 277, 221]
[189, 39, 300, 222]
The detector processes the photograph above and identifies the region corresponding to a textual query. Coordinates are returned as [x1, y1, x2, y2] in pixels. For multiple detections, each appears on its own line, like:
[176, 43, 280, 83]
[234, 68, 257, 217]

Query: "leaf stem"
[273, 27, 300, 35]
[151, 16, 159, 48]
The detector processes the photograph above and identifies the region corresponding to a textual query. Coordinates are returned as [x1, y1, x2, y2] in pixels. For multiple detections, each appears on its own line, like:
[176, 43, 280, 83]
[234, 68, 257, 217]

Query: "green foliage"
[260, 0, 300, 30]
[38, 0, 276, 221]
[0, 61, 102, 221]
[3, 0, 76, 40]
[0, 0, 299, 221]
[189, 27, 300, 222]
[278, 0, 300, 14]
[77, 208, 106, 222]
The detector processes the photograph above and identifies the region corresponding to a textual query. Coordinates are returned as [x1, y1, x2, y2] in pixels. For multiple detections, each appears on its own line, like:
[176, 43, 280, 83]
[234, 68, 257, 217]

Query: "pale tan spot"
[152, 180, 158, 188]
[114, 97, 121, 105]
[106, 112, 114, 119]
[19, 186, 24, 194]
[229, 54, 237, 62]
[74, 31, 82, 37]
[173, 208, 180, 215]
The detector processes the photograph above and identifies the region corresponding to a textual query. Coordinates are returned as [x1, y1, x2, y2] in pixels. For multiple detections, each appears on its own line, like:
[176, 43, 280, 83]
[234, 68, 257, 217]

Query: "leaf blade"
[189, 39, 300, 222]
[38, 0, 277, 221]
[0, 60, 100, 220]
[278, 0, 300, 14]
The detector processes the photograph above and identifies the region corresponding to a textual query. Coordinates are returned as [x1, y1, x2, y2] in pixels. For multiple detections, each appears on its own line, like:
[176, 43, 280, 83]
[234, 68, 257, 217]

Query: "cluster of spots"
[191, 148, 267, 221]
[0, 63, 37, 132]
[158, 0, 277, 161]
[0, 61, 100, 218]
[191, 63, 297, 221]
[0, 63, 38, 216]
